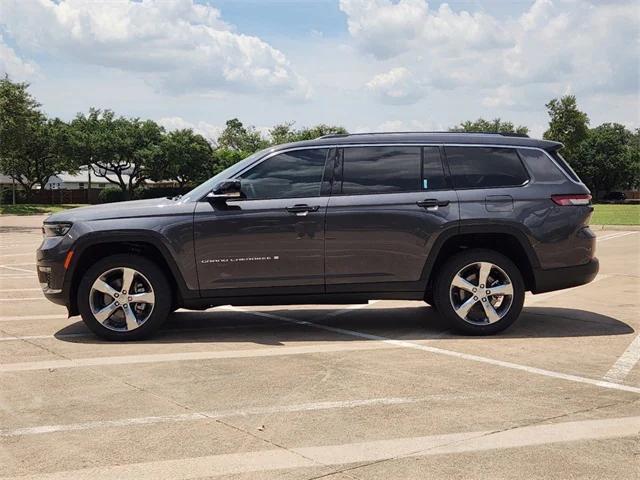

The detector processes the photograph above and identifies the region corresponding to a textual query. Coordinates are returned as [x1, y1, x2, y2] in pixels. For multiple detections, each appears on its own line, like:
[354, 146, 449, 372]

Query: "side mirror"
[207, 180, 242, 200]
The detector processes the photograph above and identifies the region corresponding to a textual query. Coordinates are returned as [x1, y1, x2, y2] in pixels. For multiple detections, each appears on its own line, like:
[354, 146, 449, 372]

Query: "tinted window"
[239, 149, 328, 199]
[550, 151, 581, 182]
[445, 147, 528, 189]
[518, 149, 566, 183]
[341, 146, 421, 194]
[422, 147, 447, 190]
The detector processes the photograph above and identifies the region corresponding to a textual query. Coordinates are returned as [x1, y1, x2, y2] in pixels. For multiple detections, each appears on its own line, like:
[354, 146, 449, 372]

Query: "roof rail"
[319, 131, 529, 139]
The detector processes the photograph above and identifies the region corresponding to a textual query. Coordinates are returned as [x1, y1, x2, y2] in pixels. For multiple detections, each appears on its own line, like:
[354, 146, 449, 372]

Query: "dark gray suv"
[37, 132, 598, 340]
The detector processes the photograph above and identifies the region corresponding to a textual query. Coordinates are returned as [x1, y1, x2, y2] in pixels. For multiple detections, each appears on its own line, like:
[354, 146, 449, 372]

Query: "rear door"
[325, 145, 459, 292]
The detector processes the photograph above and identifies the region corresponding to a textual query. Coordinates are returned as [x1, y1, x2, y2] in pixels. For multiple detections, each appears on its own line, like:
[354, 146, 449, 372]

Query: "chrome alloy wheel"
[449, 262, 514, 325]
[89, 267, 155, 332]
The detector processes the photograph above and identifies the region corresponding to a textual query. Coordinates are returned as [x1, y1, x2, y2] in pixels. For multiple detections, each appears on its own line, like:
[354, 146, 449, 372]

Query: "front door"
[325, 145, 459, 291]
[194, 148, 331, 297]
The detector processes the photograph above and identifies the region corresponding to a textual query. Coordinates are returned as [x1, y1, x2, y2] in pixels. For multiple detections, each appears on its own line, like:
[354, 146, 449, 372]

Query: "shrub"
[136, 186, 192, 200]
[98, 187, 126, 203]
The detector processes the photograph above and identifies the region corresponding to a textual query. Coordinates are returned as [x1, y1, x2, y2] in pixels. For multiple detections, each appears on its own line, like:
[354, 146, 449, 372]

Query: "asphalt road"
[0, 215, 639, 479]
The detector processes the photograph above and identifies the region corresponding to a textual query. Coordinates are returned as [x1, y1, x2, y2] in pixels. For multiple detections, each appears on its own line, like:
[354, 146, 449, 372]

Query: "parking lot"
[0, 215, 638, 479]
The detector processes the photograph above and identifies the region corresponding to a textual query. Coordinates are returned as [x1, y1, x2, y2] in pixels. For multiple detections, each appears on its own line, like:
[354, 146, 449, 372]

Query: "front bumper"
[36, 237, 72, 307]
[532, 257, 599, 294]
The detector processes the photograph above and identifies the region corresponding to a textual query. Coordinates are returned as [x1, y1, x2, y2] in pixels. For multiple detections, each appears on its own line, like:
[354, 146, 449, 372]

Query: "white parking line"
[0, 288, 41, 292]
[0, 265, 33, 273]
[0, 333, 88, 342]
[326, 300, 380, 317]
[231, 308, 640, 395]
[0, 314, 68, 322]
[0, 297, 43, 302]
[602, 335, 640, 384]
[0, 397, 421, 437]
[597, 231, 638, 242]
[0, 342, 395, 373]
[525, 274, 610, 305]
[10, 416, 639, 479]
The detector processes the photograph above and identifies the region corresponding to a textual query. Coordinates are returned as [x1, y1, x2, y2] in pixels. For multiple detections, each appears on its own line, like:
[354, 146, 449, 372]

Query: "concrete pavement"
[0, 215, 638, 479]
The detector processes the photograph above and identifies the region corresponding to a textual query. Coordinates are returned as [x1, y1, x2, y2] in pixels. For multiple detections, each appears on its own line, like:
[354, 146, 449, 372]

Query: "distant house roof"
[52, 171, 130, 184]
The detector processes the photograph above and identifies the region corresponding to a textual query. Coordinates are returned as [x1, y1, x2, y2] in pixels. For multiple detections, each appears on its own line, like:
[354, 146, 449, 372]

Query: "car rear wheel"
[434, 249, 525, 335]
[77, 254, 171, 341]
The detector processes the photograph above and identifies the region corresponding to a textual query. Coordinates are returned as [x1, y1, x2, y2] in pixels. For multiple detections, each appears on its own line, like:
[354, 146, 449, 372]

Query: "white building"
[45, 170, 131, 190]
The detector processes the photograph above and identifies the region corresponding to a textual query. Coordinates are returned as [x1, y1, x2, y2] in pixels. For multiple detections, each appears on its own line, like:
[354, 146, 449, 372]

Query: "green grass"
[592, 204, 640, 225]
[0, 204, 86, 215]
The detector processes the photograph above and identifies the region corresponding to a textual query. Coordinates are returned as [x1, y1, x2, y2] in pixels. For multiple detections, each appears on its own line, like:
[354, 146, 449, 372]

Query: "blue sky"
[0, 0, 638, 140]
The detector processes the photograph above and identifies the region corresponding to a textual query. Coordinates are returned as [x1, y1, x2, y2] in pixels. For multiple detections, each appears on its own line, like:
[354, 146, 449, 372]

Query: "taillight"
[551, 194, 592, 206]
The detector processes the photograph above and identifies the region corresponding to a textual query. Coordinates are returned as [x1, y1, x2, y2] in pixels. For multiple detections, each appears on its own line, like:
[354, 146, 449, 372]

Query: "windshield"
[180, 147, 273, 202]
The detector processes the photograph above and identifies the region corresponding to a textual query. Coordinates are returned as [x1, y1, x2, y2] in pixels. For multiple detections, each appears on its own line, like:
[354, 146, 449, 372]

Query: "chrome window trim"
[229, 143, 581, 188]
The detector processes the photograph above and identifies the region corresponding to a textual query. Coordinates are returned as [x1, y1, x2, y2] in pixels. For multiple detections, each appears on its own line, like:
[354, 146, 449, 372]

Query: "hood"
[45, 197, 182, 223]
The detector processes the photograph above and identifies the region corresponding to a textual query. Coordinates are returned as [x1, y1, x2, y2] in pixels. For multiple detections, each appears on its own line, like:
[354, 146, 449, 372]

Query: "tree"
[450, 118, 529, 135]
[543, 95, 589, 163]
[68, 109, 164, 199]
[576, 123, 640, 198]
[0, 77, 74, 198]
[211, 148, 246, 176]
[269, 122, 348, 144]
[217, 118, 268, 153]
[149, 129, 214, 188]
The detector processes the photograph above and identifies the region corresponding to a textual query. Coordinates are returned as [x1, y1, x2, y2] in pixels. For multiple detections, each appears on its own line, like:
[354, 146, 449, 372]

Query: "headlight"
[42, 222, 72, 237]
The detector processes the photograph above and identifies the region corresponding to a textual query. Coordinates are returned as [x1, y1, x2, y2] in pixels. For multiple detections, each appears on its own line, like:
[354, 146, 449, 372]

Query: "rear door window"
[340, 146, 421, 195]
[445, 147, 529, 189]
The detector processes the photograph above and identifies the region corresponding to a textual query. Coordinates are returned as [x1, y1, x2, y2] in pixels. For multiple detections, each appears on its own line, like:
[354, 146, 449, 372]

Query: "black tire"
[77, 254, 172, 341]
[433, 249, 525, 335]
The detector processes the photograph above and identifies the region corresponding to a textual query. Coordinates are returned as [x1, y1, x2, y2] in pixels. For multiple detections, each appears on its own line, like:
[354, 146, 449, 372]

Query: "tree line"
[0, 77, 346, 200]
[0, 75, 638, 200]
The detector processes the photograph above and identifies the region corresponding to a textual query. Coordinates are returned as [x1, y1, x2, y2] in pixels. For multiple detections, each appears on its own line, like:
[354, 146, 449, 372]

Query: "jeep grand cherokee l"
[37, 132, 598, 340]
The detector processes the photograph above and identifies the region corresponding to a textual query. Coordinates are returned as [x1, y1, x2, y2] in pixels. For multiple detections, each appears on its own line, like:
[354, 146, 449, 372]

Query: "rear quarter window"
[445, 147, 529, 189]
[517, 149, 567, 184]
[549, 151, 582, 182]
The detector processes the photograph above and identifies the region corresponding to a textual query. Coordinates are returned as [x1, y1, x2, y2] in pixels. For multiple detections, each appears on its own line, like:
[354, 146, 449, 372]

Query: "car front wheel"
[434, 249, 525, 335]
[77, 254, 171, 341]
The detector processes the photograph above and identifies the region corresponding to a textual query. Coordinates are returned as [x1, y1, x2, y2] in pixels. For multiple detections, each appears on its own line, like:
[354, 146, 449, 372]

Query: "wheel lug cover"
[482, 297, 487, 302]
[473, 296, 478, 301]
[486, 290, 491, 295]
[115, 301, 119, 306]
[128, 296, 132, 301]
[472, 288, 477, 292]
[480, 284, 484, 288]
[114, 293, 119, 298]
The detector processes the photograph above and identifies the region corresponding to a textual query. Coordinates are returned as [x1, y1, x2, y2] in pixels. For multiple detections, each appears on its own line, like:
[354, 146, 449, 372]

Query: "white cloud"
[0, 34, 36, 79]
[354, 118, 443, 133]
[482, 85, 516, 108]
[157, 117, 223, 142]
[365, 67, 425, 104]
[339, 0, 507, 59]
[341, 0, 640, 105]
[0, 0, 310, 98]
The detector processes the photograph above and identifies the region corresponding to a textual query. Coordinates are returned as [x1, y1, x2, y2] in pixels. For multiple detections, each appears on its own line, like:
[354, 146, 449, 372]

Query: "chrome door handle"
[286, 204, 319, 216]
[417, 199, 449, 210]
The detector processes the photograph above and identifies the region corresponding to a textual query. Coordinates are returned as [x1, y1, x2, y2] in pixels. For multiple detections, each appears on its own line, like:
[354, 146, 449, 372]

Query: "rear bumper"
[532, 257, 599, 294]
